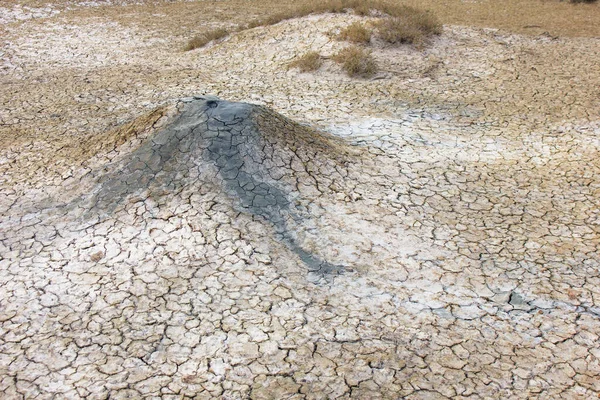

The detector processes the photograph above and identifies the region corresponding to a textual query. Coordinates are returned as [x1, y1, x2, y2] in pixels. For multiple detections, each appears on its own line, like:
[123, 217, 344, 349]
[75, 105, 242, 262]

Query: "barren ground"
[1, 0, 600, 399]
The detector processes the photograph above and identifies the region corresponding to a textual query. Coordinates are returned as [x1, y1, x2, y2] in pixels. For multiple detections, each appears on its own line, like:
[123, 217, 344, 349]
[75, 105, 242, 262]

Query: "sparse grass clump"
[333, 46, 377, 77]
[289, 51, 323, 72]
[337, 22, 372, 44]
[184, 28, 229, 51]
[375, 9, 442, 45]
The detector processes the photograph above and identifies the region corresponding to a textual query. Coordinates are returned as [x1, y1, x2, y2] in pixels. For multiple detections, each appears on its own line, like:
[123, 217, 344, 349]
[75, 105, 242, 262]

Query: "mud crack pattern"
[1, 3, 600, 399]
[2, 96, 600, 399]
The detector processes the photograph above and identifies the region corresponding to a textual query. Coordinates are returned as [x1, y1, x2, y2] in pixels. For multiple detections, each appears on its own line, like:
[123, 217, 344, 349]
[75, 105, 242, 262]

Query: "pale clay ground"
[1, 0, 600, 399]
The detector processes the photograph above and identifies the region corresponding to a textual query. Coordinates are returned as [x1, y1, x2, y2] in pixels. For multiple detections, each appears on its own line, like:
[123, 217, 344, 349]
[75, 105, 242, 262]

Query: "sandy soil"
[1, 0, 600, 398]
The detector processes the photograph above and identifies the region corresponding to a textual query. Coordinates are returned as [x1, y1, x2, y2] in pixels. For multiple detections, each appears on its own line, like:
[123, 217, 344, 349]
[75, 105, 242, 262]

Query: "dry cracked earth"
[1, 0, 600, 399]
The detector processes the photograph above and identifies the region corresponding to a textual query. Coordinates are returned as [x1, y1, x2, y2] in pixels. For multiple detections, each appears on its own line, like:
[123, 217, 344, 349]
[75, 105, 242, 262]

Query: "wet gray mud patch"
[86, 96, 347, 278]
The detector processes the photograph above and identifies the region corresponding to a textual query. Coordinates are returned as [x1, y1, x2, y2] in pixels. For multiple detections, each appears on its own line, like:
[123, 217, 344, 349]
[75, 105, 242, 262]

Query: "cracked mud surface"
[1, 1, 600, 398]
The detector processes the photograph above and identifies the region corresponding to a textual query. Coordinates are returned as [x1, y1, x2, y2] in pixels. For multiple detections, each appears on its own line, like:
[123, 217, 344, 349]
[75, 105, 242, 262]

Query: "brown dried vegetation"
[288, 51, 323, 72]
[375, 10, 442, 45]
[337, 22, 372, 44]
[183, 28, 230, 51]
[333, 46, 378, 78]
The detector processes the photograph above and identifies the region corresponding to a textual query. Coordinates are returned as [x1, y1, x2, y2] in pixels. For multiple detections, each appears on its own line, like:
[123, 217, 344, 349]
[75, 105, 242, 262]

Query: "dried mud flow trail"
[1, 1, 600, 399]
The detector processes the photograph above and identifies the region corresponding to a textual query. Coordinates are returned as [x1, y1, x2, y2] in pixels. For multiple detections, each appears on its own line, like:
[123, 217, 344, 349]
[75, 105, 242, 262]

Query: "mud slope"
[2, 96, 357, 278]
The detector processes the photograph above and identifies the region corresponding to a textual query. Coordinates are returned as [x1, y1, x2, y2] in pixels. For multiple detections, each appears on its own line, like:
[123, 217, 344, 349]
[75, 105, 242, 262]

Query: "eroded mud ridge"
[1, 95, 600, 399]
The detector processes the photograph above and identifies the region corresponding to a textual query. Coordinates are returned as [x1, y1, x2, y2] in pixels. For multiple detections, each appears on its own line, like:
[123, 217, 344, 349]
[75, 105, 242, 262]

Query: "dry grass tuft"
[337, 22, 372, 44]
[375, 9, 441, 45]
[288, 51, 323, 72]
[184, 28, 230, 51]
[333, 46, 378, 77]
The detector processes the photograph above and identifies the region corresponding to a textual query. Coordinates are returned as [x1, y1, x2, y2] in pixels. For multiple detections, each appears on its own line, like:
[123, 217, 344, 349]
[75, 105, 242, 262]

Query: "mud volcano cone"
[89, 96, 354, 277]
